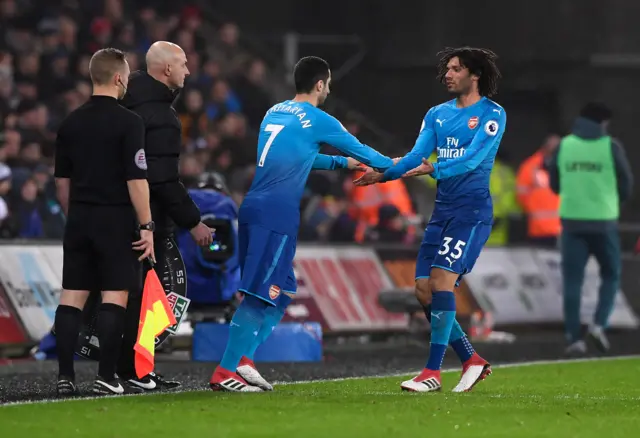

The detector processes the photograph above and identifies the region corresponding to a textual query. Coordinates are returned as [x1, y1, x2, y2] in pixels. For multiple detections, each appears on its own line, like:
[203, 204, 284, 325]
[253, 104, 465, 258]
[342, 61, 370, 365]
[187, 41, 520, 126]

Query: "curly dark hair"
[436, 47, 501, 97]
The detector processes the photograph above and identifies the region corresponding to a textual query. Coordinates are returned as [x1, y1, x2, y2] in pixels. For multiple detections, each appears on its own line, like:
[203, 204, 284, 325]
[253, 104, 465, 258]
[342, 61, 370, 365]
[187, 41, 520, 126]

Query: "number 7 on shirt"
[259, 124, 285, 167]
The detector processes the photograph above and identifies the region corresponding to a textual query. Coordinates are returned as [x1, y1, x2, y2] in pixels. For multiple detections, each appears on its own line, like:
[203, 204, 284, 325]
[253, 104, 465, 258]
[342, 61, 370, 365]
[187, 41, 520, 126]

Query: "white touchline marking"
[1, 355, 638, 408]
[359, 391, 640, 401]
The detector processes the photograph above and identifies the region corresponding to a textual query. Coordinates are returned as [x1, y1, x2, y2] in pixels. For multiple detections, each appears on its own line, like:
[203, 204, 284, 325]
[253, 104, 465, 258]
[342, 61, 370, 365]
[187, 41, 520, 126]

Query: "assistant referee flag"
[134, 267, 177, 378]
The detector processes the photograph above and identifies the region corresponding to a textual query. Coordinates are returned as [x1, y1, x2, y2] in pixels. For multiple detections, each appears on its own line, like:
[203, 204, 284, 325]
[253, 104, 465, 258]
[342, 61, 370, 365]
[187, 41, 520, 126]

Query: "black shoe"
[127, 372, 181, 391]
[57, 377, 78, 397]
[93, 376, 143, 395]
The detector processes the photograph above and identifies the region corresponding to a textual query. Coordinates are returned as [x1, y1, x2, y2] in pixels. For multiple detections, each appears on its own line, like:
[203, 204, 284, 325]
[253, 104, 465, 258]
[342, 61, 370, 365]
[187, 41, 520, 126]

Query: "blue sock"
[246, 294, 293, 360]
[426, 291, 456, 371]
[219, 295, 269, 371]
[449, 320, 475, 363]
[422, 304, 475, 363]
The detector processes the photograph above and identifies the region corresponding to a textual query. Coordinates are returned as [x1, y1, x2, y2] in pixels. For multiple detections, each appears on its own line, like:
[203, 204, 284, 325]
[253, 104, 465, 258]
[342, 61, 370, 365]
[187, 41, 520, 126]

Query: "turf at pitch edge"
[0, 357, 639, 438]
[1, 354, 638, 407]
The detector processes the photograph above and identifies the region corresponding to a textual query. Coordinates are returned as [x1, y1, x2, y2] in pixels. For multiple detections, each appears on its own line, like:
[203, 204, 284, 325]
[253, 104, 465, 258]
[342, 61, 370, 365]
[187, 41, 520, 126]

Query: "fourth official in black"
[53, 48, 154, 396]
[117, 41, 213, 390]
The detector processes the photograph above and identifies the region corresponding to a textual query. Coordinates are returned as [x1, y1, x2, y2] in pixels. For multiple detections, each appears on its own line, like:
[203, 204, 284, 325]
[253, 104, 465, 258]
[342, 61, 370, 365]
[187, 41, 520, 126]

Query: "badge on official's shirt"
[135, 148, 147, 170]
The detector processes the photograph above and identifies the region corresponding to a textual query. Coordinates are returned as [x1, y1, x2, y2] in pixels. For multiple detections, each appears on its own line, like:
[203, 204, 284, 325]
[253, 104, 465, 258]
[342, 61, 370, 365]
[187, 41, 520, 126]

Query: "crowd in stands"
[0, 0, 461, 245]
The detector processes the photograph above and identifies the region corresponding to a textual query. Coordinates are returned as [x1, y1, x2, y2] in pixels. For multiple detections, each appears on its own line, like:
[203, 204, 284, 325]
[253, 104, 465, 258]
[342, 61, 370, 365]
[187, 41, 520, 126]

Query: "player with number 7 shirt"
[209, 56, 394, 392]
[355, 47, 506, 393]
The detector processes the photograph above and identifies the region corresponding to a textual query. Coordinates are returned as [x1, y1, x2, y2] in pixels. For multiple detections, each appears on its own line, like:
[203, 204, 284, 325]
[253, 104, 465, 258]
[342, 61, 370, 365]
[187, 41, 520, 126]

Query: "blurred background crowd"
[0, 0, 630, 248]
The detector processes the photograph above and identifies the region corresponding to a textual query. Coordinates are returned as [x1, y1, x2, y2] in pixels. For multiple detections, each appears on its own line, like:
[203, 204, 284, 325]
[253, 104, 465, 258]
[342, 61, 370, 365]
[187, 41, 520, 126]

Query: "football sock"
[426, 291, 456, 371]
[55, 304, 83, 379]
[245, 294, 292, 360]
[97, 303, 126, 380]
[449, 321, 475, 363]
[220, 295, 268, 372]
[422, 303, 475, 363]
[117, 293, 142, 378]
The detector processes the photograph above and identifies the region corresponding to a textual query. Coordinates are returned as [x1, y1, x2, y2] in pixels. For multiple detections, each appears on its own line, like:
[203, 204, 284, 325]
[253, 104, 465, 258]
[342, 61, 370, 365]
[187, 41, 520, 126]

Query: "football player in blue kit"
[355, 47, 506, 392]
[209, 56, 394, 392]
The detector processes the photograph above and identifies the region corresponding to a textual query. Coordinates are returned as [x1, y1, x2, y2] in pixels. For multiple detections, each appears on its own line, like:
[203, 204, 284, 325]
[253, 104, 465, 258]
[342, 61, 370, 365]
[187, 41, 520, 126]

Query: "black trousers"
[117, 232, 168, 378]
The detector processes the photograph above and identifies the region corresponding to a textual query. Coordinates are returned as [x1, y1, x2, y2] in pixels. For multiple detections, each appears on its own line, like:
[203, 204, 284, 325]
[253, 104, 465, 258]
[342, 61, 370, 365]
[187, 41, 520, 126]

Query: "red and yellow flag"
[133, 268, 177, 378]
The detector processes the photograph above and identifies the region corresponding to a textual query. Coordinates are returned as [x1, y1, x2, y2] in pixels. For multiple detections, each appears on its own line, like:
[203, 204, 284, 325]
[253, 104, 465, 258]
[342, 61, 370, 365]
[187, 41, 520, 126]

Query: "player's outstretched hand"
[346, 157, 366, 170]
[133, 229, 155, 262]
[191, 221, 214, 247]
[353, 167, 384, 186]
[402, 158, 435, 178]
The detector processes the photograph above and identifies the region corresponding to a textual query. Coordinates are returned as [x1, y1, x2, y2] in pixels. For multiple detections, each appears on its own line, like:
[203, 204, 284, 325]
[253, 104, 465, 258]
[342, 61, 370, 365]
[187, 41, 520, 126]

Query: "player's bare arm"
[402, 158, 435, 178]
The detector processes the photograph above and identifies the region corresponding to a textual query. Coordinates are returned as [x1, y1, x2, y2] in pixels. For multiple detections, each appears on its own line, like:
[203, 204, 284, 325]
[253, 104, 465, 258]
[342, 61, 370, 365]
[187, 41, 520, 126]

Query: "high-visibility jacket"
[349, 171, 414, 242]
[486, 160, 519, 246]
[516, 151, 561, 238]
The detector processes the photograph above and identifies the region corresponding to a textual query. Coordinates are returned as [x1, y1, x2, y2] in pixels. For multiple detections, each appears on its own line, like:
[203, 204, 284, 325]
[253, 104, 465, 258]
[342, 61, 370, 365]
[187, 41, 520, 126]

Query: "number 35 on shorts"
[437, 237, 467, 268]
[431, 221, 492, 275]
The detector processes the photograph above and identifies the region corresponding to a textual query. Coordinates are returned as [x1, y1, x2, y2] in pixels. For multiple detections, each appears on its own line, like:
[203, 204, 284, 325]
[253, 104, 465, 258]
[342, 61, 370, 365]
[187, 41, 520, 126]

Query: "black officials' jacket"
[121, 71, 200, 235]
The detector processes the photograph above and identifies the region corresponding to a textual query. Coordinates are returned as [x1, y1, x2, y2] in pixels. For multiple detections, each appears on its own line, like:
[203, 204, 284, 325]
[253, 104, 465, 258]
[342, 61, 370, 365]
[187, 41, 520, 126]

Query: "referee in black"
[117, 41, 213, 391]
[53, 48, 155, 396]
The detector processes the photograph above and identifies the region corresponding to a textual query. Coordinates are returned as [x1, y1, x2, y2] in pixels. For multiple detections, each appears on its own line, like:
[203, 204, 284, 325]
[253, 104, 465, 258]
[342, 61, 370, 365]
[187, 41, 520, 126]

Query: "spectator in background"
[15, 78, 38, 102]
[74, 52, 92, 83]
[86, 17, 113, 54]
[205, 80, 242, 121]
[12, 177, 43, 238]
[33, 163, 65, 239]
[547, 103, 633, 355]
[2, 129, 21, 167]
[178, 88, 208, 146]
[17, 101, 55, 157]
[300, 173, 353, 242]
[366, 205, 409, 243]
[232, 58, 273, 130]
[348, 168, 416, 243]
[112, 21, 137, 52]
[19, 141, 42, 170]
[209, 22, 250, 76]
[174, 27, 195, 54]
[104, 0, 126, 28]
[215, 113, 255, 172]
[14, 52, 39, 84]
[516, 134, 561, 247]
[57, 15, 78, 52]
[39, 49, 72, 101]
[196, 57, 222, 91]
[179, 153, 206, 188]
[175, 5, 207, 52]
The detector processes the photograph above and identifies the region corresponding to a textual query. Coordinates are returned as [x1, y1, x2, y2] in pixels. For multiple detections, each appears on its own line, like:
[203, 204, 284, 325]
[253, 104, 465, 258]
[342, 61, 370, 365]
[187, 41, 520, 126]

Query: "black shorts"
[62, 203, 141, 292]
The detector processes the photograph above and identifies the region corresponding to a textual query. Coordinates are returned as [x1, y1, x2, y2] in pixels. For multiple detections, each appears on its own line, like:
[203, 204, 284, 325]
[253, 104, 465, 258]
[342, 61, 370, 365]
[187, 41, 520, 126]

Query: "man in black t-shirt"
[53, 48, 154, 397]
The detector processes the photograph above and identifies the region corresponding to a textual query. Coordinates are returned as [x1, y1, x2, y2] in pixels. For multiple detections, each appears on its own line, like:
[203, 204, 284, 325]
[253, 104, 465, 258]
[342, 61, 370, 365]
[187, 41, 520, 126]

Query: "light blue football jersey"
[383, 97, 506, 215]
[240, 100, 393, 234]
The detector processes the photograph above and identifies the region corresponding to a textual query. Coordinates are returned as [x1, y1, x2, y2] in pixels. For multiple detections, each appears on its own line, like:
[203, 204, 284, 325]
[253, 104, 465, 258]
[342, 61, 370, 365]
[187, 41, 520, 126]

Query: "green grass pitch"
[1, 357, 639, 438]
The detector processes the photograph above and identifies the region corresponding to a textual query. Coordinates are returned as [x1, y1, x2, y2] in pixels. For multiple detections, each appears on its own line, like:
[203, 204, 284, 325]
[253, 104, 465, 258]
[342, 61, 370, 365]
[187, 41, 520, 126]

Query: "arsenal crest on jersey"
[269, 285, 281, 300]
[468, 116, 479, 129]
